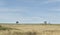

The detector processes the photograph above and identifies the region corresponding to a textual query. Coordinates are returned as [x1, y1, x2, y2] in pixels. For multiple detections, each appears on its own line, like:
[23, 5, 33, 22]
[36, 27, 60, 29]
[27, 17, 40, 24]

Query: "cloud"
[0, 15, 45, 23]
[18, 17, 44, 23]
[19, 16, 60, 23]
[49, 0, 60, 1]
[53, 9, 60, 11]
[17, 0, 60, 5]
[0, 7, 28, 12]
[42, 0, 60, 4]
[17, 0, 48, 5]
[48, 0, 60, 3]
[49, 8, 60, 12]
[21, 17, 43, 20]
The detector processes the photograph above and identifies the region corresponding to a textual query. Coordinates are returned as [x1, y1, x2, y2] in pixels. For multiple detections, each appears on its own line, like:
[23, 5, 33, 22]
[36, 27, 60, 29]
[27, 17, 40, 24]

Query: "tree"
[16, 21, 19, 24]
[44, 21, 47, 24]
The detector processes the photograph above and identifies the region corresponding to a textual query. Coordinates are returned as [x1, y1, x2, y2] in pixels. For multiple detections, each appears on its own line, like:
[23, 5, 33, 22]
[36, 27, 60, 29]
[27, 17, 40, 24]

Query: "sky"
[0, 0, 60, 24]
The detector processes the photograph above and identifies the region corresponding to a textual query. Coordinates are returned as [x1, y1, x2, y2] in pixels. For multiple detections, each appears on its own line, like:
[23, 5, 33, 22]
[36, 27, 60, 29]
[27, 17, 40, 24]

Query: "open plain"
[0, 24, 60, 35]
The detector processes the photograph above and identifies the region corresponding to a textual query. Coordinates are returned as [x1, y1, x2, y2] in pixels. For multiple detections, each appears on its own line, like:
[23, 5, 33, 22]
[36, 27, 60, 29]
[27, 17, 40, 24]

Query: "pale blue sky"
[0, 0, 60, 23]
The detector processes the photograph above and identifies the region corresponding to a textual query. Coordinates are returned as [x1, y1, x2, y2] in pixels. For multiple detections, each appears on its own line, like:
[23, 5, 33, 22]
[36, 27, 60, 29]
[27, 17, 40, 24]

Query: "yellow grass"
[0, 24, 60, 35]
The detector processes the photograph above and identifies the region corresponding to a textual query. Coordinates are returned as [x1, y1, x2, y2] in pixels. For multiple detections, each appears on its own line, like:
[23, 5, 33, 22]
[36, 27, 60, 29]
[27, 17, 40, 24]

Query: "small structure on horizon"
[16, 21, 19, 24]
[44, 21, 47, 24]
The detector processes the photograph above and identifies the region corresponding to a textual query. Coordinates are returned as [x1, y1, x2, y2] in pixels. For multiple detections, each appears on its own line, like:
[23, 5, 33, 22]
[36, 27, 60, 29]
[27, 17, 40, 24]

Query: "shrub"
[25, 32, 37, 35]
[0, 25, 2, 27]
[12, 31, 37, 35]
[12, 32, 23, 35]
[0, 26, 12, 30]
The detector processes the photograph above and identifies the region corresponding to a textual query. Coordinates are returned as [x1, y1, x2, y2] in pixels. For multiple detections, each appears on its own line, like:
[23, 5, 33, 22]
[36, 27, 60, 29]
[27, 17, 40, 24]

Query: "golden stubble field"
[0, 24, 60, 35]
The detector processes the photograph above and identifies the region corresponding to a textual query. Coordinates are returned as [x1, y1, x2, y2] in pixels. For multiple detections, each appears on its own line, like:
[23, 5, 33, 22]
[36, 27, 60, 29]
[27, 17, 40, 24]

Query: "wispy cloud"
[48, 0, 60, 3]
[49, 0, 60, 1]
[49, 8, 60, 12]
[17, 0, 48, 5]
[0, 7, 28, 12]
[48, 5, 60, 12]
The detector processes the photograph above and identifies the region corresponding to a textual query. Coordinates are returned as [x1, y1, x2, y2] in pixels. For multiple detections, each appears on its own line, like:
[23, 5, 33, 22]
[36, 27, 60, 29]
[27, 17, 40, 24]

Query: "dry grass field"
[0, 24, 60, 35]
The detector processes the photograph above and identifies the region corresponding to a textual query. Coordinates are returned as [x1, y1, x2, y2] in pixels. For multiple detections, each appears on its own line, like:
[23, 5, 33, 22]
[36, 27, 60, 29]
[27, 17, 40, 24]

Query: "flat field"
[0, 24, 60, 35]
